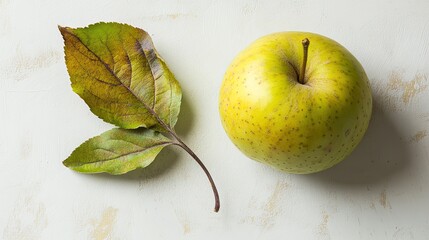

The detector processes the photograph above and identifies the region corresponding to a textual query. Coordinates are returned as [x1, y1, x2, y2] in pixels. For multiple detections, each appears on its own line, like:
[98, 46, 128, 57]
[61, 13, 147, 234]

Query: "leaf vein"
[72, 142, 172, 166]
[63, 27, 173, 132]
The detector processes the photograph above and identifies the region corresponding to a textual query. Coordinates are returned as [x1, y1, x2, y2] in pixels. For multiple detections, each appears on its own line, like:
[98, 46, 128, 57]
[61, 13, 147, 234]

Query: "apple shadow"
[305, 96, 412, 186]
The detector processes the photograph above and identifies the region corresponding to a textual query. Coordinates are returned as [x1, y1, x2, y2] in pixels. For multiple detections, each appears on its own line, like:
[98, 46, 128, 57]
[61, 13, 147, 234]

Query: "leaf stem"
[169, 130, 220, 212]
[140, 104, 220, 212]
[299, 38, 310, 84]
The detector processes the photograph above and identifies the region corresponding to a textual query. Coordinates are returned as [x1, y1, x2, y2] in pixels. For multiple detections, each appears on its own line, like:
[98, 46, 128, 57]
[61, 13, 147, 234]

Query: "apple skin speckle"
[219, 32, 372, 174]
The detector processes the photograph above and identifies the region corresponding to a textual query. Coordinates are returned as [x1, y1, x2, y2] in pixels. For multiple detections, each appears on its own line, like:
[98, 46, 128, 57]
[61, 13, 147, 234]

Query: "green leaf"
[59, 22, 182, 131]
[63, 128, 172, 175]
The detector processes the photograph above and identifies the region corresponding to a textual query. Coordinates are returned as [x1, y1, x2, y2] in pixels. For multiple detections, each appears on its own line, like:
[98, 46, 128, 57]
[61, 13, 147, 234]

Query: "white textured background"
[1, 0, 429, 239]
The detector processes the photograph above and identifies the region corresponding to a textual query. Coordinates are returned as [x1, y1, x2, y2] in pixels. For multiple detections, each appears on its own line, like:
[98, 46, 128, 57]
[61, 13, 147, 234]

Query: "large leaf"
[63, 128, 172, 175]
[59, 22, 182, 131]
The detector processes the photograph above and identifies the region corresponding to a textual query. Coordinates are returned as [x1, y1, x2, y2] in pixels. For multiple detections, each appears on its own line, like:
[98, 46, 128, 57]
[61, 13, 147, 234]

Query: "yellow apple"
[219, 32, 372, 174]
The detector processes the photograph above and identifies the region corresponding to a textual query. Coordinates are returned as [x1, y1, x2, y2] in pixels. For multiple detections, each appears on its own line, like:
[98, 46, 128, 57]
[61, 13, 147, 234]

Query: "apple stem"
[299, 38, 310, 84]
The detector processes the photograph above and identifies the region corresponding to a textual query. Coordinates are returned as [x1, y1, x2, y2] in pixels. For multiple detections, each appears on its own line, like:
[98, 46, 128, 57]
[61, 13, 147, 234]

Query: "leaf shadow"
[175, 94, 195, 138]
[304, 95, 412, 187]
[74, 94, 195, 182]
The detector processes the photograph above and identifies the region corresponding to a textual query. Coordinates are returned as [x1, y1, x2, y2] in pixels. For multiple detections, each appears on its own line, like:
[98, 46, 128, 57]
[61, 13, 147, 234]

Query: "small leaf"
[59, 22, 182, 131]
[63, 128, 172, 175]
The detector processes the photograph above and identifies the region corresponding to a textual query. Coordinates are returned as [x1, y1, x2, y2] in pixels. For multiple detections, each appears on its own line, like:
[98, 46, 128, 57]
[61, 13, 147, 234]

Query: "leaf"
[63, 128, 172, 175]
[59, 22, 182, 131]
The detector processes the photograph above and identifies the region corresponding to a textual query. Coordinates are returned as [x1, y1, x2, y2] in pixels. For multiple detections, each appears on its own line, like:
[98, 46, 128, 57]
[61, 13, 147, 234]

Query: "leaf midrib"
[67, 141, 172, 167]
[62, 27, 171, 131]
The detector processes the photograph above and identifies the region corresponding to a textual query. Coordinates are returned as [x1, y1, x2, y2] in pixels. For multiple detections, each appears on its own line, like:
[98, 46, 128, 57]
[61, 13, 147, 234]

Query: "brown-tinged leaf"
[59, 22, 181, 131]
